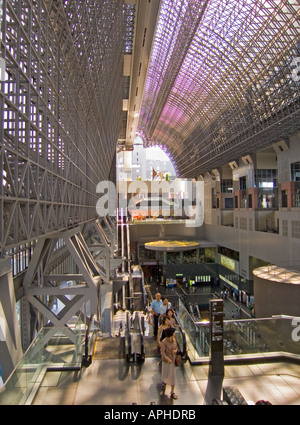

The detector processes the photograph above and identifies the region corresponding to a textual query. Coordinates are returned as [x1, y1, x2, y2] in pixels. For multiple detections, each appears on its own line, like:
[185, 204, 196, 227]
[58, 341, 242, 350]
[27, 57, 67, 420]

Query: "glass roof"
[137, 0, 300, 177]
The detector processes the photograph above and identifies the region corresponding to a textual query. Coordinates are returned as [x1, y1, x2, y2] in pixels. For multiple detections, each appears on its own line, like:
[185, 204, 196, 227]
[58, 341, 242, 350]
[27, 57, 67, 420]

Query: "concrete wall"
[254, 274, 300, 317]
[277, 132, 300, 183]
[204, 215, 300, 280]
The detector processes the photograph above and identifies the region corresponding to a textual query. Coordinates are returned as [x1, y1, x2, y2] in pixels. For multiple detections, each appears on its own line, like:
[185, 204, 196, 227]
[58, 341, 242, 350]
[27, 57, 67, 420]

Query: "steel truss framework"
[20, 226, 100, 349]
[138, 0, 300, 177]
[20, 216, 118, 349]
[0, 0, 124, 250]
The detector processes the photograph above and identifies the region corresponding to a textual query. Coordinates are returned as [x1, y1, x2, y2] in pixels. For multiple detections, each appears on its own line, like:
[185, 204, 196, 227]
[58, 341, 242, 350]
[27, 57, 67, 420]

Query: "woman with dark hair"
[157, 315, 171, 348]
[160, 297, 171, 316]
[166, 308, 179, 328]
[160, 327, 178, 400]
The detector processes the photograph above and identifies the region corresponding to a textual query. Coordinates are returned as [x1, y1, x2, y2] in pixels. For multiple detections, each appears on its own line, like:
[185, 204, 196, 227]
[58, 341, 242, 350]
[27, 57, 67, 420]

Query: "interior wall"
[254, 274, 300, 317]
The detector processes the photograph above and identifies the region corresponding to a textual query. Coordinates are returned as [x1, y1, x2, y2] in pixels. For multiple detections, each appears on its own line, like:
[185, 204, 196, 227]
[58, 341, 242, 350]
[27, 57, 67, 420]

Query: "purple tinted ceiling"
[137, 0, 300, 177]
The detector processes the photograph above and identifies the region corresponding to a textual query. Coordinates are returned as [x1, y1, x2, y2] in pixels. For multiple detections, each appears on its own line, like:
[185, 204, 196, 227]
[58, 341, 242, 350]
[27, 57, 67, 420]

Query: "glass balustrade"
[0, 321, 84, 405]
[178, 298, 300, 361]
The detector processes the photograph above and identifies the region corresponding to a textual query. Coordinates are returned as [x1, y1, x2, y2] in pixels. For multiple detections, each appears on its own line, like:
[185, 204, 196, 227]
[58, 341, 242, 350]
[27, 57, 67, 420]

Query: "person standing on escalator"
[150, 292, 163, 337]
[157, 315, 171, 349]
[160, 327, 178, 400]
[160, 296, 171, 317]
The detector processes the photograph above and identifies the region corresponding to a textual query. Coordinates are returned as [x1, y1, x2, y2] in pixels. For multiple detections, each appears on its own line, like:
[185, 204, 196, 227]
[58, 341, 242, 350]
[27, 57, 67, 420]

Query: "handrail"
[82, 314, 95, 367]
[181, 328, 187, 359]
[140, 269, 148, 311]
[125, 311, 132, 362]
[212, 398, 227, 405]
[135, 312, 145, 362]
[174, 311, 187, 360]
[125, 311, 145, 363]
[177, 295, 300, 362]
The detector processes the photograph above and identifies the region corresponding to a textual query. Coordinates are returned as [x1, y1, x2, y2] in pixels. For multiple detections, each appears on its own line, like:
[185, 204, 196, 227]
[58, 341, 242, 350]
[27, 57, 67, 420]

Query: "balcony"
[257, 188, 278, 210]
[255, 210, 279, 233]
[234, 188, 278, 210]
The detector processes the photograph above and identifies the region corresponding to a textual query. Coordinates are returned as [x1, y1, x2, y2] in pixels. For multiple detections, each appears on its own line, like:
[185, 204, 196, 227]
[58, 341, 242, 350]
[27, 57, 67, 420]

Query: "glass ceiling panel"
[138, 0, 300, 177]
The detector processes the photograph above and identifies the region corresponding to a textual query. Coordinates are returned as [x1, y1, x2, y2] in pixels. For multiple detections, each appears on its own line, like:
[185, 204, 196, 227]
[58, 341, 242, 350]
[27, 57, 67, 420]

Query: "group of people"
[147, 292, 179, 400]
[220, 289, 228, 299]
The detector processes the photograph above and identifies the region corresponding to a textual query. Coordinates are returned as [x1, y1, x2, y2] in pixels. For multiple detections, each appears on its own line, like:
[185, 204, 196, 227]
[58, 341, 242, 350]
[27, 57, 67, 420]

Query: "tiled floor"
[24, 282, 300, 405]
[31, 336, 300, 406]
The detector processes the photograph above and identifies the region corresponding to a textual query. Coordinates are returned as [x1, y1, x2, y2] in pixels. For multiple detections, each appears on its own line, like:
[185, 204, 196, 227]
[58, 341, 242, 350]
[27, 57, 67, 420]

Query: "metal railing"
[81, 314, 98, 368]
[177, 296, 300, 363]
[125, 311, 132, 362]
[173, 311, 187, 361]
[125, 311, 145, 363]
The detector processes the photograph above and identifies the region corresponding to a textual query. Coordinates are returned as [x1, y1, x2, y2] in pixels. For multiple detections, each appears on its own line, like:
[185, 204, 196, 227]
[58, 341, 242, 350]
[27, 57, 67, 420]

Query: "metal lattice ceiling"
[0, 0, 124, 248]
[137, 0, 300, 177]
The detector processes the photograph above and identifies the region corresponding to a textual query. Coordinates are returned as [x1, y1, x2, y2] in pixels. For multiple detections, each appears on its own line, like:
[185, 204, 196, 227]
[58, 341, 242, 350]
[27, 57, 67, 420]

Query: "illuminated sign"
[219, 274, 238, 290]
[220, 254, 237, 272]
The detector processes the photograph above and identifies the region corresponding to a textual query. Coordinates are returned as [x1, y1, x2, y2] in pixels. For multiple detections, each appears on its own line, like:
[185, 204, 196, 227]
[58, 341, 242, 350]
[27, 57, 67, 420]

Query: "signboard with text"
[209, 299, 224, 375]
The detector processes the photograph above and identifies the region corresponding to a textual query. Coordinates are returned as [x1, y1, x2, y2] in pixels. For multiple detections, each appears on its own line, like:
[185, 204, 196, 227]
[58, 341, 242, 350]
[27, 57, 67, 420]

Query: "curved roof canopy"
[137, 0, 300, 177]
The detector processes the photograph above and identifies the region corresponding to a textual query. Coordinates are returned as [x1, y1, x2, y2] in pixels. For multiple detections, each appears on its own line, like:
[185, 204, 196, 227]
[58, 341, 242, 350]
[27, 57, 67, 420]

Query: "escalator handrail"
[135, 312, 145, 360]
[126, 311, 132, 360]
[84, 313, 94, 359]
[141, 273, 148, 311]
[174, 311, 187, 359]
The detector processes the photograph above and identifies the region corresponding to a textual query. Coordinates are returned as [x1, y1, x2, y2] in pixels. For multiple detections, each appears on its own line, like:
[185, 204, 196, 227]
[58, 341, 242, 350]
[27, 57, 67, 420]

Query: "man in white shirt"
[150, 293, 163, 337]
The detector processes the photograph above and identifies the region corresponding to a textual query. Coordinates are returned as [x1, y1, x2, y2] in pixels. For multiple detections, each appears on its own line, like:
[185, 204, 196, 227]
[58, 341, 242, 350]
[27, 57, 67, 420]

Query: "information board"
[210, 299, 224, 352]
[209, 299, 224, 375]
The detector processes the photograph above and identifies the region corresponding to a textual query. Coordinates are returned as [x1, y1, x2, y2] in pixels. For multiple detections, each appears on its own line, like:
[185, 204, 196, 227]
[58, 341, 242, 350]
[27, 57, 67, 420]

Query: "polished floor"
[28, 282, 300, 406]
[30, 334, 300, 405]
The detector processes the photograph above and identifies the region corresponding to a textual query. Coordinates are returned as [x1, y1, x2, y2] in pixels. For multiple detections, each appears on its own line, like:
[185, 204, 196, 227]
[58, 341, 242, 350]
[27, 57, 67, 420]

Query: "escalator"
[125, 311, 145, 363]
[173, 311, 187, 362]
[81, 314, 99, 367]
